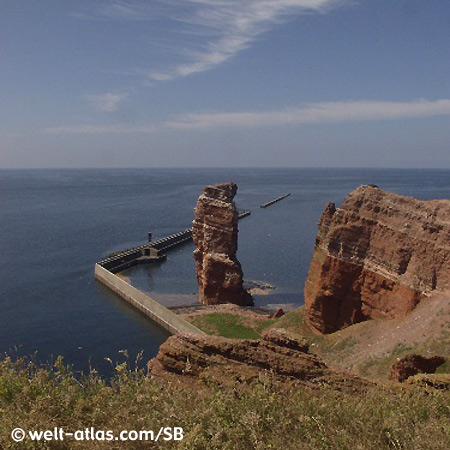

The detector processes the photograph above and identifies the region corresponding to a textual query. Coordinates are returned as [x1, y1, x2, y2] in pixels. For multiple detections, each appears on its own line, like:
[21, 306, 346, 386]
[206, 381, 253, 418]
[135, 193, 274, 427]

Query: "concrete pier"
[95, 264, 205, 335]
[98, 210, 251, 273]
[94, 209, 251, 333]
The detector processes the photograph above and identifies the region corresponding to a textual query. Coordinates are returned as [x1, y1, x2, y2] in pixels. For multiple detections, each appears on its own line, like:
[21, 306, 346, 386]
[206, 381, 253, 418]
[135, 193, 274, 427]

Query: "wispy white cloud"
[85, 92, 129, 112]
[75, 0, 347, 81]
[43, 124, 155, 135]
[152, 0, 345, 80]
[71, 0, 166, 21]
[166, 99, 450, 129]
[43, 98, 450, 135]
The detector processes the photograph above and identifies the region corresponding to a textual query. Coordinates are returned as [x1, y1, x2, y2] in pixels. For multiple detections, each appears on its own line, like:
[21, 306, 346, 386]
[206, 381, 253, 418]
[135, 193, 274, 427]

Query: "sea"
[1, 168, 449, 375]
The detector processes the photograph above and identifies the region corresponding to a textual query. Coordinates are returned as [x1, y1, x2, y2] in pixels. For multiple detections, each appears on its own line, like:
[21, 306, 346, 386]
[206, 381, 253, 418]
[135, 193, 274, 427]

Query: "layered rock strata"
[305, 185, 450, 334]
[148, 329, 371, 390]
[192, 183, 253, 306]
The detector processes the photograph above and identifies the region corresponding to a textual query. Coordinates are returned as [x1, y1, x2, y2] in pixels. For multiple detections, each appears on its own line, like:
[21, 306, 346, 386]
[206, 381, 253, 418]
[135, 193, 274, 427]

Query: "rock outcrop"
[305, 185, 450, 334]
[192, 183, 253, 306]
[148, 329, 371, 390]
[270, 308, 285, 319]
[389, 355, 445, 382]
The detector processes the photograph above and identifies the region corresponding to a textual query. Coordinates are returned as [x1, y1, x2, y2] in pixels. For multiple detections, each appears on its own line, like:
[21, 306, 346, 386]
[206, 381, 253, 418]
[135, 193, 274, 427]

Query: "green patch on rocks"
[190, 313, 275, 339]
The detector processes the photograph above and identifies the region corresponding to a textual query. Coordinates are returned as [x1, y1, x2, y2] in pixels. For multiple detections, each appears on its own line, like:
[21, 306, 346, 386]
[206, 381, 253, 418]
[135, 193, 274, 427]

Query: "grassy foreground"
[1, 355, 450, 449]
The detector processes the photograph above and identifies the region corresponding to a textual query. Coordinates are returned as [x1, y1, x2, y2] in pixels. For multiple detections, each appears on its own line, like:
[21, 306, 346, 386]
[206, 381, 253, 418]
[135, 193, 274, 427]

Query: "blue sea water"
[1, 168, 449, 374]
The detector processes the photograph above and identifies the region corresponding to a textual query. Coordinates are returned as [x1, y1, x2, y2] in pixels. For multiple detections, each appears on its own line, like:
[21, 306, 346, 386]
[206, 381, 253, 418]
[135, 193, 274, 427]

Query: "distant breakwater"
[260, 193, 291, 208]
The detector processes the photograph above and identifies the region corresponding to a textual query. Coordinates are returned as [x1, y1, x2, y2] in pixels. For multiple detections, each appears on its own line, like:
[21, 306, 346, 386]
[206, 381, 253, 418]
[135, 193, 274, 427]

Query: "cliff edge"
[148, 329, 372, 390]
[305, 185, 450, 334]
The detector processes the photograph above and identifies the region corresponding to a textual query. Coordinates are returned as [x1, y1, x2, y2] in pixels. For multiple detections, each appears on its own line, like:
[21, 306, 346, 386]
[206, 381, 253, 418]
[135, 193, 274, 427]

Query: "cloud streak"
[79, 1, 346, 81]
[44, 98, 450, 135]
[149, 0, 346, 80]
[85, 92, 129, 112]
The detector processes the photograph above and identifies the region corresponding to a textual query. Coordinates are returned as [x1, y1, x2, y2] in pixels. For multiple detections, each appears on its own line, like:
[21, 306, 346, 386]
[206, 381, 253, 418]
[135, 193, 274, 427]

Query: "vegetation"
[190, 312, 275, 339]
[1, 355, 450, 449]
[268, 307, 450, 381]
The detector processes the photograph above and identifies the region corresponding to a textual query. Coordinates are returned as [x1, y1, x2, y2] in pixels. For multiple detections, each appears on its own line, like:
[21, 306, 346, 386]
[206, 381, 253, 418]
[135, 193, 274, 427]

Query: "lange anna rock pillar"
[192, 183, 253, 306]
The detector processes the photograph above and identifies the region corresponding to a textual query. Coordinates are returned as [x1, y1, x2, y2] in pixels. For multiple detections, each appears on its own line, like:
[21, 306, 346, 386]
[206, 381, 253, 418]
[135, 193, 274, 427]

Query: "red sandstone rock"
[192, 183, 253, 306]
[270, 308, 285, 319]
[389, 354, 445, 382]
[147, 329, 371, 389]
[304, 185, 450, 334]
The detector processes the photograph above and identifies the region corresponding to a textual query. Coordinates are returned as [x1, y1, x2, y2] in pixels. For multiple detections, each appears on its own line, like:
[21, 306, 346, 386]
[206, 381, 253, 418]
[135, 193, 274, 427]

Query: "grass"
[436, 359, 450, 374]
[269, 308, 318, 339]
[190, 313, 275, 339]
[1, 355, 450, 450]
[358, 343, 417, 379]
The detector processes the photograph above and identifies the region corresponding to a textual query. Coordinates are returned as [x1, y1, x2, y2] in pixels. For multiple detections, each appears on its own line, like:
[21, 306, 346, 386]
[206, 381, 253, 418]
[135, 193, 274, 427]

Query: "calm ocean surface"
[1, 168, 449, 374]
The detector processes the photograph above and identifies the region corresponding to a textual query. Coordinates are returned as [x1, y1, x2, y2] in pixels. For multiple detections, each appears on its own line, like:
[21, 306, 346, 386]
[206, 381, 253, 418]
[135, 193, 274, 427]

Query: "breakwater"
[95, 210, 250, 334]
[260, 193, 291, 208]
[95, 264, 205, 335]
[99, 210, 250, 273]
[99, 229, 192, 273]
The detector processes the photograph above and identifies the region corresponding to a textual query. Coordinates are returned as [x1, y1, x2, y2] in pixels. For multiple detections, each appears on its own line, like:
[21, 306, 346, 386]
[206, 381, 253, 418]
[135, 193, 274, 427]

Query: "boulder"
[270, 308, 285, 319]
[389, 354, 445, 382]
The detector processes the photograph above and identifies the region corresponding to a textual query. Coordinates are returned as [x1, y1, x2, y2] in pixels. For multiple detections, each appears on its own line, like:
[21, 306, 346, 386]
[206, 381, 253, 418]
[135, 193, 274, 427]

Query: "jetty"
[98, 210, 250, 273]
[94, 210, 250, 335]
[260, 193, 291, 208]
[94, 264, 204, 335]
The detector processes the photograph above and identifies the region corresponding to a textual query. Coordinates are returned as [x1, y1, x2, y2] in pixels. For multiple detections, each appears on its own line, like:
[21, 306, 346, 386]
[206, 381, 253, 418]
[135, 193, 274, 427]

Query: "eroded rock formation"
[389, 355, 445, 382]
[305, 185, 450, 334]
[192, 183, 253, 306]
[148, 329, 371, 390]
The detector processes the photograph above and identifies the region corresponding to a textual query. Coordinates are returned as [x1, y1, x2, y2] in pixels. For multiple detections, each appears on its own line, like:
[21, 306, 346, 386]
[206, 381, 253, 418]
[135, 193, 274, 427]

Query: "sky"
[1, 0, 449, 168]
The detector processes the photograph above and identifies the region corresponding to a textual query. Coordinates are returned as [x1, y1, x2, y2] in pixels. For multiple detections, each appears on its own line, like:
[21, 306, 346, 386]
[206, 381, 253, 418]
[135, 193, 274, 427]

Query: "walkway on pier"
[95, 264, 205, 335]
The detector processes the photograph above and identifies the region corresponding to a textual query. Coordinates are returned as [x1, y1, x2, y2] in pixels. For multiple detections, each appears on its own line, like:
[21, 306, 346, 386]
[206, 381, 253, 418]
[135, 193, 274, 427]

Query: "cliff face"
[305, 185, 450, 334]
[192, 183, 253, 306]
[148, 329, 371, 390]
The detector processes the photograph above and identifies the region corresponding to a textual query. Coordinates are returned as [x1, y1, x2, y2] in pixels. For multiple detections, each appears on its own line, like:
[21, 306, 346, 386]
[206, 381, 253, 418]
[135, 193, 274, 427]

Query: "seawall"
[94, 264, 205, 335]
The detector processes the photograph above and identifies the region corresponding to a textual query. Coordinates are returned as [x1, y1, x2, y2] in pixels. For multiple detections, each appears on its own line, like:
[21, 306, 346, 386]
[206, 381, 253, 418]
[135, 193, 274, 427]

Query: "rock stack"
[192, 183, 253, 306]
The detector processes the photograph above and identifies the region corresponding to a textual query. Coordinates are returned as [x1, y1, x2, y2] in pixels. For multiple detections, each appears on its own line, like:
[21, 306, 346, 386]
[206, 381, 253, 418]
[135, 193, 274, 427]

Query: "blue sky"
[1, 0, 449, 168]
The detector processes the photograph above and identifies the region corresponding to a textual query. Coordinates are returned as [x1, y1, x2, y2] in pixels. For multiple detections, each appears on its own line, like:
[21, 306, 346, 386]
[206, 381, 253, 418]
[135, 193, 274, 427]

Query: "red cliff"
[304, 185, 450, 334]
[192, 183, 253, 306]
